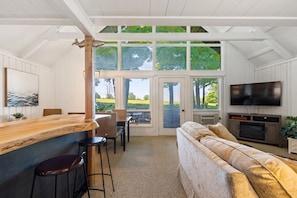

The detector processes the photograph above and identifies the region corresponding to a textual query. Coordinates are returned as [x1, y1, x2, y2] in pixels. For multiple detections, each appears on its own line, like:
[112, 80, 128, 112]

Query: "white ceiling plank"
[112, 0, 150, 16]
[165, 0, 188, 16]
[0, 18, 72, 25]
[277, 0, 297, 16]
[182, 0, 222, 16]
[149, 0, 169, 16]
[93, 0, 118, 16]
[212, 0, 241, 16]
[246, 0, 295, 16]
[79, 0, 103, 16]
[61, 0, 95, 37]
[228, 0, 259, 16]
[0, 0, 24, 17]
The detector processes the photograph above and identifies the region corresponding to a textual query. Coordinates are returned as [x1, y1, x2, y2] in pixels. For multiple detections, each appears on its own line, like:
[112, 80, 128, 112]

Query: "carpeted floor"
[83, 136, 187, 198]
[82, 136, 297, 198]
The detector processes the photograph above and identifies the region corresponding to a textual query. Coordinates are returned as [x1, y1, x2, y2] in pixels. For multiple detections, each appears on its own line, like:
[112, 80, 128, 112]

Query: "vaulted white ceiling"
[0, 0, 297, 67]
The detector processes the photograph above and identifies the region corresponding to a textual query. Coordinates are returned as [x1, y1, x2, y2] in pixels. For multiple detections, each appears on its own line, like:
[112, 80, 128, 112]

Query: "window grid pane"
[95, 47, 118, 70]
[95, 78, 115, 111]
[122, 47, 152, 70]
[124, 78, 151, 124]
[190, 47, 221, 70]
[193, 78, 219, 110]
[156, 47, 186, 70]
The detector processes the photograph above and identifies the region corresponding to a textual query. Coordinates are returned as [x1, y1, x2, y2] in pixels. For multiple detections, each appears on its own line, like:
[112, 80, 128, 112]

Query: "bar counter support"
[0, 115, 100, 198]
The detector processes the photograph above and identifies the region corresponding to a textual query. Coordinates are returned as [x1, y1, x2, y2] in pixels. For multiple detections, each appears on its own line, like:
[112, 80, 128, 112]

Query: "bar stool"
[30, 152, 90, 198]
[78, 135, 115, 198]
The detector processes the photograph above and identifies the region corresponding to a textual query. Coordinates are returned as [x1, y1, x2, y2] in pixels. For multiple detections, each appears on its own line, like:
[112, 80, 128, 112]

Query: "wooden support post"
[84, 35, 94, 120]
[84, 35, 96, 186]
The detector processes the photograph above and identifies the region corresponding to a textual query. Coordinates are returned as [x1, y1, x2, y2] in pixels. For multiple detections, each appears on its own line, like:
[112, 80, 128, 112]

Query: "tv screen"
[230, 81, 281, 106]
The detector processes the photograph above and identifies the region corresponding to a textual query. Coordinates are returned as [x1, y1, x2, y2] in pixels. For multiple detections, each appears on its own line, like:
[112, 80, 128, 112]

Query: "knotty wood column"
[84, 35, 97, 185]
[84, 35, 94, 120]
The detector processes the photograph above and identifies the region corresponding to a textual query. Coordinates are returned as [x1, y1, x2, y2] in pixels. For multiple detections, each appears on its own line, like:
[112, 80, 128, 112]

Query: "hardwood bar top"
[0, 114, 101, 155]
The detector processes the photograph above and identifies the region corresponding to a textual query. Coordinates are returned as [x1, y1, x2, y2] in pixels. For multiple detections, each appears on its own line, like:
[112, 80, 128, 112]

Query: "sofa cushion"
[270, 153, 297, 173]
[181, 121, 217, 140]
[200, 136, 297, 198]
[208, 122, 238, 143]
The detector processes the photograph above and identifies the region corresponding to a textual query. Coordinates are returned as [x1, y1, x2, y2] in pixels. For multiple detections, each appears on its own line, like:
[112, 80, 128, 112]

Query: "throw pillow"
[181, 121, 217, 140]
[208, 122, 238, 143]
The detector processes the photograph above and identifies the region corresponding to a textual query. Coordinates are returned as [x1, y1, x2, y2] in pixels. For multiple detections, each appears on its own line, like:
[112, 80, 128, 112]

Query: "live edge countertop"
[0, 114, 99, 155]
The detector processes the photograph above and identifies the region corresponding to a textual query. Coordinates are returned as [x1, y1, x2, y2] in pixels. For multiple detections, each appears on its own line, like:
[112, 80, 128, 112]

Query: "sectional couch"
[176, 121, 297, 198]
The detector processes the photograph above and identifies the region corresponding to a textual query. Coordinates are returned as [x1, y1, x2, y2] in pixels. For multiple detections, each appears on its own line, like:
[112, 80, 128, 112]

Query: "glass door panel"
[159, 77, 185, 135]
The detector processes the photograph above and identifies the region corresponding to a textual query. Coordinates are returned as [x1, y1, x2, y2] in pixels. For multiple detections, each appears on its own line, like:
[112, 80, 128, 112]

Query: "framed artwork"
[4, 68, 39, 107]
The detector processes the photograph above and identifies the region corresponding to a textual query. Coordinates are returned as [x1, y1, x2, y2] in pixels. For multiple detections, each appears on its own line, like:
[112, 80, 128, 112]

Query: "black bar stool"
[30, 151, 90, 198]
[78, 135, 115, 198]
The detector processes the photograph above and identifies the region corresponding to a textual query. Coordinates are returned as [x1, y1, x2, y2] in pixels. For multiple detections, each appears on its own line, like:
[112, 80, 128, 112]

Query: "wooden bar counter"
[0, 114, 100, 198]
[0, 114, 98, 155]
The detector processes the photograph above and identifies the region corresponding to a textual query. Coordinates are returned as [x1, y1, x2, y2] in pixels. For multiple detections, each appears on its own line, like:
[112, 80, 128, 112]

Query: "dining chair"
[95, 112, 124, 153]
[43, 108, 62, 116]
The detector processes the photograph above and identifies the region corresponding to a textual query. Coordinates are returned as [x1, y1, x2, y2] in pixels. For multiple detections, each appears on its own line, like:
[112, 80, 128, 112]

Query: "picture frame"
[4, 68, 39, 107]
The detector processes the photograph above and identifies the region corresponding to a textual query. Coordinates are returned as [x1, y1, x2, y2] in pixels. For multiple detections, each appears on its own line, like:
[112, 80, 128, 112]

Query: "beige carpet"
[82, 136, 297, 198]
[83, 136, 187, 198]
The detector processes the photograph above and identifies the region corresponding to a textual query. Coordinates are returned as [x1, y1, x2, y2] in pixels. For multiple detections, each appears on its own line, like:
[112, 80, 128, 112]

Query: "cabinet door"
[228, 120, 240, 138]
[265, 124, 279, 144]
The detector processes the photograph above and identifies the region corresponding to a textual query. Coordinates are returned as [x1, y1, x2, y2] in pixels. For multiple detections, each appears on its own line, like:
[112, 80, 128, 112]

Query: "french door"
[158, 77, 185, 135]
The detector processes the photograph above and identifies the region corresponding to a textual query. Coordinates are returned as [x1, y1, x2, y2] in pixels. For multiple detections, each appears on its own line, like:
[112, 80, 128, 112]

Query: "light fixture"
[94, 71, 100, 79]
[83, 70, 100, 79]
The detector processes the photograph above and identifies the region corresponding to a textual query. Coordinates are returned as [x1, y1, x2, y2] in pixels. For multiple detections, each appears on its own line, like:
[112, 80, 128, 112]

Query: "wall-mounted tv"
[230, 81, 281, 106]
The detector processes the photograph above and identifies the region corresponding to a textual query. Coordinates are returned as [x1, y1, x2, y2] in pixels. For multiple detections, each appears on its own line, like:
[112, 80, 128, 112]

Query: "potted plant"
[12, 112, 24, 120]
[280, 116, 297, 154]
[280, 116, 297, 139]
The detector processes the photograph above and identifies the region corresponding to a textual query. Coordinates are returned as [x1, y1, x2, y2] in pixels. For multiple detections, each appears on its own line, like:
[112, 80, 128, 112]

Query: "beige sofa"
[176, 121, 297, 198]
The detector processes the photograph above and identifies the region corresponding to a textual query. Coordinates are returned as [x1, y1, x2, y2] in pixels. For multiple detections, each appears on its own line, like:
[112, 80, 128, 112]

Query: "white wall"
[255, 58, 297, 118]
[0, 51, 55, 122]
[53, 47, 85, 114]
[222, 42, 256, 124]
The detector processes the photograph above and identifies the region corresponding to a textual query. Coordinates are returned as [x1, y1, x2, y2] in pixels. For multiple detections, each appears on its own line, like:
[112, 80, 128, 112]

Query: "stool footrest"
[88, 187, 105, 192]
[88, 173, 113, 177]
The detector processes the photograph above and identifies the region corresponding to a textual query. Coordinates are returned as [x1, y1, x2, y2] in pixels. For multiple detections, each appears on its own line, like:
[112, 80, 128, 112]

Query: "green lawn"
[97, 98, 218, 109]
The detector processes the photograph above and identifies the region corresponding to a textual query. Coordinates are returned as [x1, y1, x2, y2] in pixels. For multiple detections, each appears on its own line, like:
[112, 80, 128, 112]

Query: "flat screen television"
[230, 81, 281, 106]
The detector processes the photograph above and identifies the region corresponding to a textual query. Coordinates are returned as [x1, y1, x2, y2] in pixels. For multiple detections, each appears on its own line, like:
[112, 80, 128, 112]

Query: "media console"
[228, 113, 282, 146]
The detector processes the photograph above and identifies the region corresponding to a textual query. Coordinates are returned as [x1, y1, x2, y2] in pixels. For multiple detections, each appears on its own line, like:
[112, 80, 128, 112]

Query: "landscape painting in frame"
[4, 68, 39, 107]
